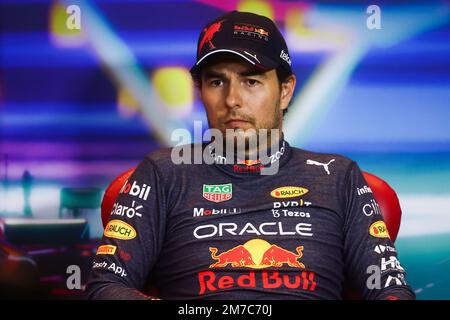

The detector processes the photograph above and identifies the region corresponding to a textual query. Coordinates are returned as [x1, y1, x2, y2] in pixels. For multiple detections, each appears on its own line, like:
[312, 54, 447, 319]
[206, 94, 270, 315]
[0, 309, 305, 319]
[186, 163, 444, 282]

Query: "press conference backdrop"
[1, 0, 449, 299]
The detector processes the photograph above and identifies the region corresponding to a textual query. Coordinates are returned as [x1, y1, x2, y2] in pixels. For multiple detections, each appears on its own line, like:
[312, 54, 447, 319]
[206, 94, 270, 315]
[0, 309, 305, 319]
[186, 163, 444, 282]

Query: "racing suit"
[86, 139, 415, 299]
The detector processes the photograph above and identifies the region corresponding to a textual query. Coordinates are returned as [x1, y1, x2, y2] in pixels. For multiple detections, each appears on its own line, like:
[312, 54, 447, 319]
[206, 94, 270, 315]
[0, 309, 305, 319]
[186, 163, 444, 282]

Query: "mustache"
[221, 112, 255, 124]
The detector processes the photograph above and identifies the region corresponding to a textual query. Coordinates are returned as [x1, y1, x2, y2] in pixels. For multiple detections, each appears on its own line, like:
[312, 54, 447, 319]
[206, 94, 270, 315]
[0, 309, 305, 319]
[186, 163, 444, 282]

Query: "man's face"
[198, 56, 295, 146]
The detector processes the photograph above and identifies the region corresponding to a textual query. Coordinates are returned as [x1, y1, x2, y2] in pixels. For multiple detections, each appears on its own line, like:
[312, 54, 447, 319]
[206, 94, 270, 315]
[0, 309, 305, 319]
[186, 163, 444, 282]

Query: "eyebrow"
[239, 70, 267, 78]
[202, 69, 267, 80]
[202, 70, 225, 80]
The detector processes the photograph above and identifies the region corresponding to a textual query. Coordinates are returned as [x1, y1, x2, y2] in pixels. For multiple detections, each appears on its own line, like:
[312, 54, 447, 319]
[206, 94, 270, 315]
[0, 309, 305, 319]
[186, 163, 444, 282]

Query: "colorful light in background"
[152, 67, 194, 117]
[117, 86, 140, 118]
[1, 186, 61, 219]
[237, 0, 274, 20]
[49, 1, 87, 47]
[1, 0, 449, 298]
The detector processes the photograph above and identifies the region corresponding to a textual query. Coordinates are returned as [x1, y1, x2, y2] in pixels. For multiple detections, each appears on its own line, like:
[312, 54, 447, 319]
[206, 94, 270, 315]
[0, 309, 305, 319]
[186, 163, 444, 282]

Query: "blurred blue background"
[0, 0, 449, 299]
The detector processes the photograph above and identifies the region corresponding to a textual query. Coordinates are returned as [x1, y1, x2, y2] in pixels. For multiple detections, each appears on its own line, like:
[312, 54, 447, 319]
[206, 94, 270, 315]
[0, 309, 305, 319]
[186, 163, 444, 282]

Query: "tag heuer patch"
[203, 183, 232, 203]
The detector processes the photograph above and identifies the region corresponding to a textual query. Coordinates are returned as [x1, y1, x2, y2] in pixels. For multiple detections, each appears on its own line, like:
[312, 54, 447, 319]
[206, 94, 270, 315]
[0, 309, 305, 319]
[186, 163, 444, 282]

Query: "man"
[86, 11, 415, 300]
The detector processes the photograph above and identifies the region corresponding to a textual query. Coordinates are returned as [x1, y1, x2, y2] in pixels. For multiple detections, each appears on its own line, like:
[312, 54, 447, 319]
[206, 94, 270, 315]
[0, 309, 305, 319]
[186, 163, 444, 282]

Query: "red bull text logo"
[198, 270, 316, 295]
[198, 239, 316, 295]
[234, 159, 265, 173]
[234, 24, 269, 38]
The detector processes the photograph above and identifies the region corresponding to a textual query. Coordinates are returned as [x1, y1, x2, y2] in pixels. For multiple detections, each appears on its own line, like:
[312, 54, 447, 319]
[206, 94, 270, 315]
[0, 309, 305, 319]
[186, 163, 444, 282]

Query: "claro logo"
[104, 220, 137, 240]
[270, 186, 309, 199]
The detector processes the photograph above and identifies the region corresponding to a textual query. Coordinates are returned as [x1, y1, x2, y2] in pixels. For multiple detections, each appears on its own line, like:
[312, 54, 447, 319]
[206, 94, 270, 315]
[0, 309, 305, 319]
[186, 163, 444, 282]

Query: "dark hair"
[191, 66, 293, 116]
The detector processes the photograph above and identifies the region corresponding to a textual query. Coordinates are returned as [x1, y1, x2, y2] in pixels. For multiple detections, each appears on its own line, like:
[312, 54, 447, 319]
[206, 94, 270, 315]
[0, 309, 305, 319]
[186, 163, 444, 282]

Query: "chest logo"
[209, 239, 305, 269]
[306, 159, 335, 175]
[203, 183, 232, 203]
[104, 220, 137, 240]
[270, 186, 309, 199]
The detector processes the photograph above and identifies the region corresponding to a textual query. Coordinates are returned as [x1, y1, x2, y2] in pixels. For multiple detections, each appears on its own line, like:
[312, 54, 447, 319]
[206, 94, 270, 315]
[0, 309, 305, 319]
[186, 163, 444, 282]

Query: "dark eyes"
[246, 79, 260, 86]
[208, 79, 260, 87]
[210, 79, 223, 87]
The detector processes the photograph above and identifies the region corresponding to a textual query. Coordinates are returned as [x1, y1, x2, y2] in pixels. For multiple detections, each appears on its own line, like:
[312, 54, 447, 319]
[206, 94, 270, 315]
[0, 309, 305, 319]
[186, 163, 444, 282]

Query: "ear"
[279, 74, 296, 112]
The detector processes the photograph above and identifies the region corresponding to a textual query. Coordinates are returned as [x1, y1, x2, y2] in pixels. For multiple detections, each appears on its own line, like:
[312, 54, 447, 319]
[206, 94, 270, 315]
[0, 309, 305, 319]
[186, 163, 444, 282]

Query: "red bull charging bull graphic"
[199, 239, 316, 295]
[209, 245, 256, 268]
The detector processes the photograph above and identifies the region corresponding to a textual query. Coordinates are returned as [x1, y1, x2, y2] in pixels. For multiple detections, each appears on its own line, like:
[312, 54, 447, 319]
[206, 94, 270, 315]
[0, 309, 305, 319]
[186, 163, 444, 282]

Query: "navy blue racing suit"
[86, 139, 415, 300]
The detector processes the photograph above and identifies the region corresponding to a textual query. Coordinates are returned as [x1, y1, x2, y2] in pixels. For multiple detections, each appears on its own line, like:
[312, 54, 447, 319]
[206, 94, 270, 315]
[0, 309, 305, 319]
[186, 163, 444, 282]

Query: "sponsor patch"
[104, 220, 137, 240]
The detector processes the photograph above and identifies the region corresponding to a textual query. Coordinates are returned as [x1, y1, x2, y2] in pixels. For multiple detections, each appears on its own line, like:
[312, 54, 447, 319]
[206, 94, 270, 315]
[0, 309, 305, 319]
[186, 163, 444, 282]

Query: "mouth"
[224, 118, 251, 129]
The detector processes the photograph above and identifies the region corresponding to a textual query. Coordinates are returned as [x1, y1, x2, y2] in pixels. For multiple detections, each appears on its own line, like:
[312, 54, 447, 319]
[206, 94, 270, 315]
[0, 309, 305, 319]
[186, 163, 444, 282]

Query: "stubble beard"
[223, 98, 282, 160]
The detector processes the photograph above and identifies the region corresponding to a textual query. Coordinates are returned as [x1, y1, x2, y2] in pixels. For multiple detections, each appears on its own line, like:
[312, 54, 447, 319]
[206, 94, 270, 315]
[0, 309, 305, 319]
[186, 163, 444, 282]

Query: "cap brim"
[190, 48, 278, 74]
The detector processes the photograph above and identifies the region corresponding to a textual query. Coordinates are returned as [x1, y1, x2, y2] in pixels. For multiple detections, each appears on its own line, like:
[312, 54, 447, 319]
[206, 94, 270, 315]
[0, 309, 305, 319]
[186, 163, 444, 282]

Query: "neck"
[244, 131, 283, 160]
[218, 129, 284, 163]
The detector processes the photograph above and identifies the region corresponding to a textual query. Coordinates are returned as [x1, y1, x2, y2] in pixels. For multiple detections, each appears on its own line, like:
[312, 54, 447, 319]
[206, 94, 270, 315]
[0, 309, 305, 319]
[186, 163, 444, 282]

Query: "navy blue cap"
[191, 11, 293, 75]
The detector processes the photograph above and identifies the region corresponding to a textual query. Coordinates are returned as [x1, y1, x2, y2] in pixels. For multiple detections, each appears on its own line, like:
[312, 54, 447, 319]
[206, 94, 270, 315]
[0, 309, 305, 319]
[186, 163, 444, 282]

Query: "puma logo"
[306, 159, 335, 175]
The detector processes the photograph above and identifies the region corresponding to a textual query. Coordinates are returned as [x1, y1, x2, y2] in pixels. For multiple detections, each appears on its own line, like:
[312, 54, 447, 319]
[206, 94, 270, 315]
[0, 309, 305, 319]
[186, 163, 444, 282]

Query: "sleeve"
[85, 157, 166, 300]
[342, 162, 416, 300]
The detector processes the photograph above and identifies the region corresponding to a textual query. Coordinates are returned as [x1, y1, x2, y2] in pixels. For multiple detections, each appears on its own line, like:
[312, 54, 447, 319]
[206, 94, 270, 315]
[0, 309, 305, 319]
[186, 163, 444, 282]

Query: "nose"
[225, 80, 242, 110]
